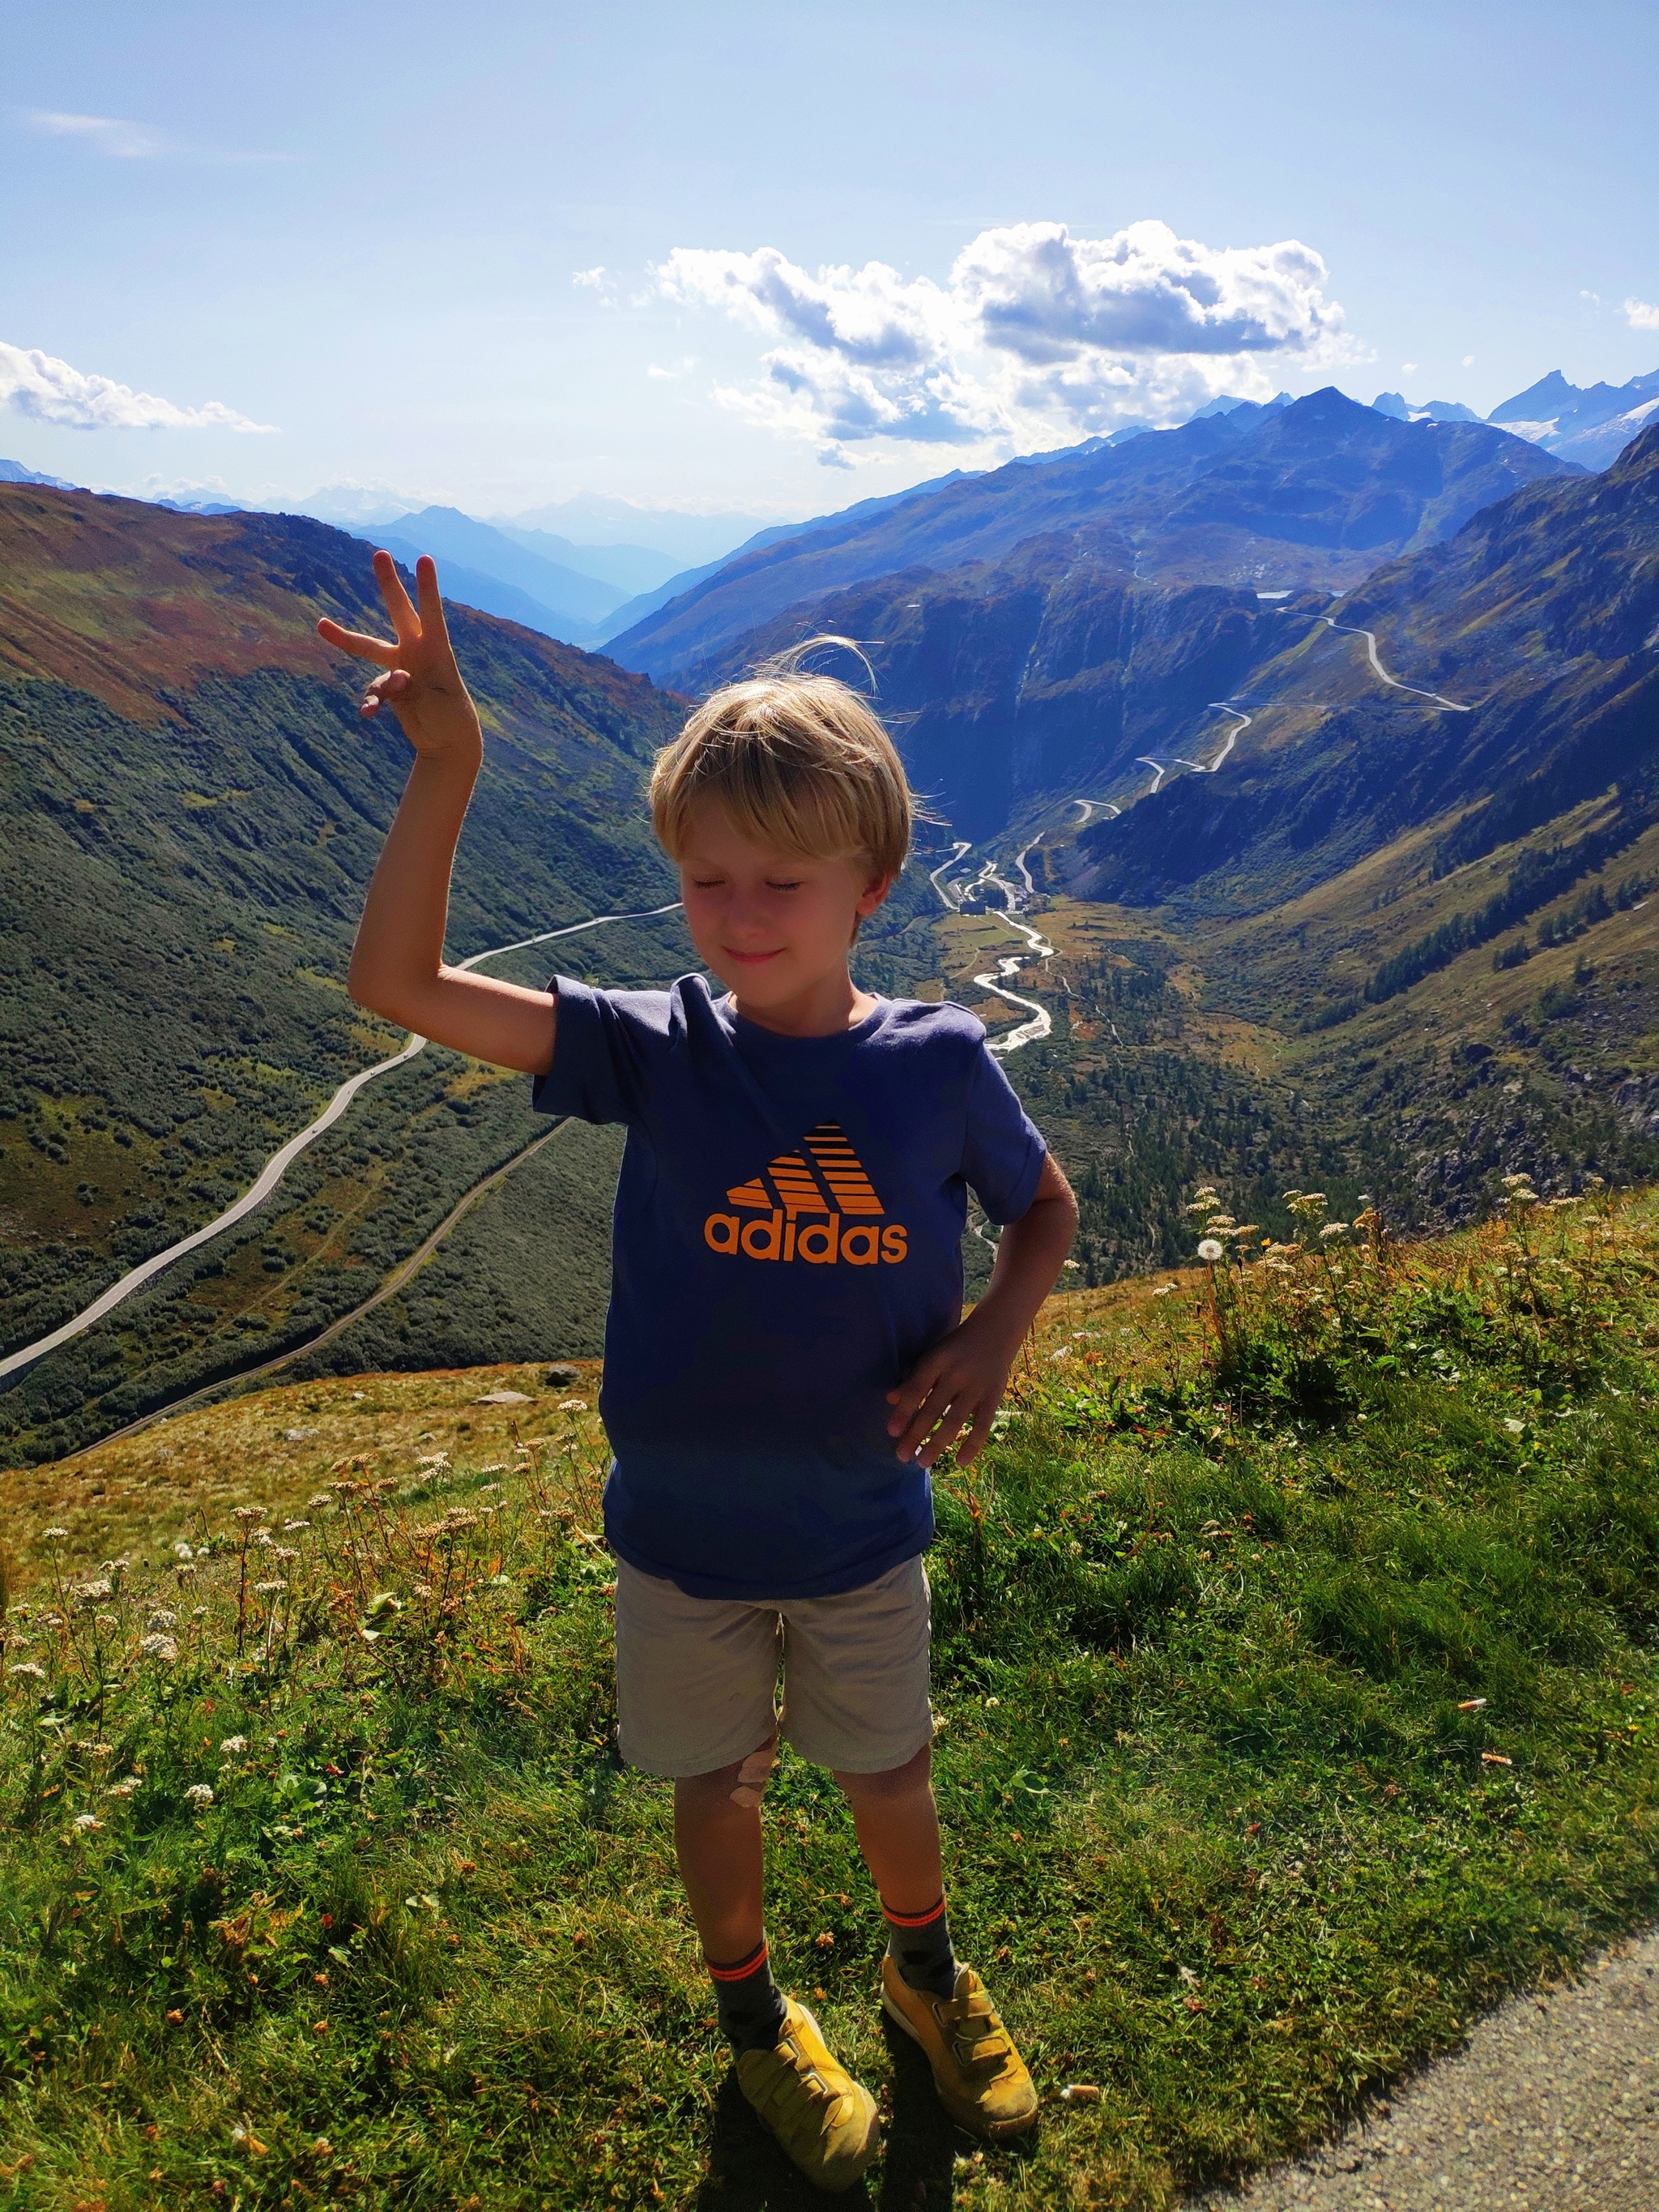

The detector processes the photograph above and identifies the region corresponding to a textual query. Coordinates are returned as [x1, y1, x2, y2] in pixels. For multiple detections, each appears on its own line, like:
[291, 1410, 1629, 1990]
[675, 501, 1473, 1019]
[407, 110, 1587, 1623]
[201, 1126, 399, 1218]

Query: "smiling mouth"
[723, 947, 786, 965]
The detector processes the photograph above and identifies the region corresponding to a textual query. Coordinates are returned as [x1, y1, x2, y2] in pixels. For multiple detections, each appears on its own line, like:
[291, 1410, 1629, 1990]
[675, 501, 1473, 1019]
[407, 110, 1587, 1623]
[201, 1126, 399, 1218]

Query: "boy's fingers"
[359, 669, 412, 718]
[414, 557, 454, 651]
[953, 1407, 996, 1467]
[916, 1404, 975, 1469]
[373, 549, 422, 639]
[317, 617, 398, 667]
[897, 1376, 967, 1459]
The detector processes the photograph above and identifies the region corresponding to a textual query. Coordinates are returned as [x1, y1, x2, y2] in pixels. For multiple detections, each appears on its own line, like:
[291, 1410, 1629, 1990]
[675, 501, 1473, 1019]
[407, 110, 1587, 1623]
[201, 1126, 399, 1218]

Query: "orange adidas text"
[703, 1211, 909, 1265]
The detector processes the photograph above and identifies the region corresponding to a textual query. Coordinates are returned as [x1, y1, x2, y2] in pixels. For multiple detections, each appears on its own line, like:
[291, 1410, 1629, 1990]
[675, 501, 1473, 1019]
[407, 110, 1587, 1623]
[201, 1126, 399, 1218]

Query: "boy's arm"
[886, 1152, 1078, 1469]
[322, 551, 557, 1076]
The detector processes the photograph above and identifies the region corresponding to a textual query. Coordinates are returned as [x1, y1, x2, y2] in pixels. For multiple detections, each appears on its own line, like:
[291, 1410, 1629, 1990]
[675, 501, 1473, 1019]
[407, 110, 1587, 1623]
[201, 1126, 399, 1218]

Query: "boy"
[322, 553, 1078, 2192]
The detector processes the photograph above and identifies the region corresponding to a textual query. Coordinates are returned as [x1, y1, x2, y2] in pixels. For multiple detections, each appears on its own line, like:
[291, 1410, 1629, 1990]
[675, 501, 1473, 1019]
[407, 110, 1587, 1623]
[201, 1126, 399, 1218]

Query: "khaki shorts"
[613, 1554, 933, 1781]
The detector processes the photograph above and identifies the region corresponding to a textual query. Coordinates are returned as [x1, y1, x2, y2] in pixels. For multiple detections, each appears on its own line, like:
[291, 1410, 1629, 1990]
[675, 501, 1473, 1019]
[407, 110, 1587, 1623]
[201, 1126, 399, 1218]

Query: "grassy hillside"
[0, 486, 695, 1461]
[2, 1187, 1656, 2207]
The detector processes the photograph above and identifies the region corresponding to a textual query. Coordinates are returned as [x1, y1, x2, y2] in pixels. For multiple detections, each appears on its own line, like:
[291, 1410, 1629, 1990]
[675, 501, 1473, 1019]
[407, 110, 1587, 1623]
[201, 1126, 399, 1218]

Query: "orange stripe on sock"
[882, 1895, 947, 1929]
[707, 1940, 769, 1982]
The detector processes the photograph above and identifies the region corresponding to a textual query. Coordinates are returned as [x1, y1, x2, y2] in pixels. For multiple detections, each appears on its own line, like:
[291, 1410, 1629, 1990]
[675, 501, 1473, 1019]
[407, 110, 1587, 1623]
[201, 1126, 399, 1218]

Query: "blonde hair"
[650, 638, 912, 882]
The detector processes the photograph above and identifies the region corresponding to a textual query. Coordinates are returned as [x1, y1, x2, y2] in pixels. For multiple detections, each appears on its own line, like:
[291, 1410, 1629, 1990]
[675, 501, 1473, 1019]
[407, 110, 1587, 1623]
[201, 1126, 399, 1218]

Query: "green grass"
[2, 1194, 1657, 2208]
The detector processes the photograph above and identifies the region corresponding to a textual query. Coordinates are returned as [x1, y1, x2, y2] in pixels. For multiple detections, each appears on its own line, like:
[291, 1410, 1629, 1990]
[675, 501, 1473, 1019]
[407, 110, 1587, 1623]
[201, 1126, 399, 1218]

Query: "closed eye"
[766, 880, 803, 891]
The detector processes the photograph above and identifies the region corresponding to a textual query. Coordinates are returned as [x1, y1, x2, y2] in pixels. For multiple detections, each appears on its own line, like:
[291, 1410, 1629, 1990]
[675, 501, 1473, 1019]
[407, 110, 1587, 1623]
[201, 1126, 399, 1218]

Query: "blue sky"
[5, 0, 1657, 527]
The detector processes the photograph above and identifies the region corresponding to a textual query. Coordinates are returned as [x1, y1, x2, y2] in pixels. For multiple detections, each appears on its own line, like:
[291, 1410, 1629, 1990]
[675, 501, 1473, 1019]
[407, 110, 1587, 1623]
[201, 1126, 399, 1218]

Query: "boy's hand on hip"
[318, 549, 482, 764]
[886, 1309, 1021, 1470]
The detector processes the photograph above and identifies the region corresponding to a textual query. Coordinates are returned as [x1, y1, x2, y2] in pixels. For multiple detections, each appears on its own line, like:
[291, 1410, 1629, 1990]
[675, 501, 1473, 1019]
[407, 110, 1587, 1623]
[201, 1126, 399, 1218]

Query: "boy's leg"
[673, 1751, 785, 2051]
[783, 1565, 1038, 2142]
[832, 1743, 957, 1999]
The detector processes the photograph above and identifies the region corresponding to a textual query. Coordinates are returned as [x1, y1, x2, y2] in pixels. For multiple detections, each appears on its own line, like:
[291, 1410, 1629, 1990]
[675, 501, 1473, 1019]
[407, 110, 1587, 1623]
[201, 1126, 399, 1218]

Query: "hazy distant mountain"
[493, 494, 774, 570]
[585, 467, 980, 647]
[609, 390, 1580, 690]
[490, 527, 684, 598]
[0, 458, 79, 489]
[372, 506, 629, 635]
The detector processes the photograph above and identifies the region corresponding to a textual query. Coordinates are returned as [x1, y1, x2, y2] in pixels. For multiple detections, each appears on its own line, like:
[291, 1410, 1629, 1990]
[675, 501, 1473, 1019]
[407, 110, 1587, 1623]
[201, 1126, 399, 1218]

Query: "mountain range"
[607, 387, 1582, 691]
[4, 359, 1657, 1464]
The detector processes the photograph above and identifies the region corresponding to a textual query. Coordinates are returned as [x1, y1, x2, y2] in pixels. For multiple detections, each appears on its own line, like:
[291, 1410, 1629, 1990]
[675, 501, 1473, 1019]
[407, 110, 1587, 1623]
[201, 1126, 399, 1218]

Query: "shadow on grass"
[692, 2020, 1036, 2207]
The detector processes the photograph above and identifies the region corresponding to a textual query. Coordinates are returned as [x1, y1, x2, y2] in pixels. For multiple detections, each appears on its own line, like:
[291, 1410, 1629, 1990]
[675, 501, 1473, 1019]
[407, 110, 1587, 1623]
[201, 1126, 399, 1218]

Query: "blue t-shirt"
[533, 976, 1047, 1600]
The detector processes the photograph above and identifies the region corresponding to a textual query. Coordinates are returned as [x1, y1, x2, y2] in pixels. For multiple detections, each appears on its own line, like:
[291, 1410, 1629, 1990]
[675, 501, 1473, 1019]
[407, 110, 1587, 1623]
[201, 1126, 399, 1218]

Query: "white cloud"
[655, 219, 1350, 462]
[1625, 297, 1659, 332]
[1462, 354, 1476, 367]
[646, 357, 697, 378]
[0, 342, 276, 433]
[572, 267, 610, 288]
[27, 110, 164, 158]
[1401, 361, 1418, 374]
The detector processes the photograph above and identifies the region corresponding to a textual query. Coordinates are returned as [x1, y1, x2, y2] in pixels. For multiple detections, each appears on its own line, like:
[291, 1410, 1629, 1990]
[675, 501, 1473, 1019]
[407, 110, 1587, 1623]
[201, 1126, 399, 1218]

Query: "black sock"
[883, 1894, 958, 2000]
[709, 1937, 787, 2053]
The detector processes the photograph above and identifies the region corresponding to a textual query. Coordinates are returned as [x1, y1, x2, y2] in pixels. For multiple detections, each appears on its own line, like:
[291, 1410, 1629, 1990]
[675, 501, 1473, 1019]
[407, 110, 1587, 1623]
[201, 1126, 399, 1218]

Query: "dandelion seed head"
[173, 1540, 194, 1560]
[1196, 1239, 1225, 1263]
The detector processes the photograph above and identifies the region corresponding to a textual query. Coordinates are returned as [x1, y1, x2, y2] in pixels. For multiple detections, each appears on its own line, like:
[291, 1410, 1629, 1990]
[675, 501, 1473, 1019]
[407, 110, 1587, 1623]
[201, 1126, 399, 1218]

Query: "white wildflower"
[1196, 1239, 1225, 1263]
[274, 1546, 300, 1562]
[73, 1579, 113, 1603]
[1500, 1172, 1533, 1189]
[44, 1527, 69, 1542]
[283, 1519, 310, 1532]
[415, 1452, 450, 1469]
[220, 1736, 248, 1754]
[9, 1662, 45, 1680]
[253, 1580, 288, 1596]
[139, 1634, 179, 1662]
[173, 1541, 194, 1560]
[1153, 1284, 1177, 1298]
[232, 1505, 267, 1522]
[1320, 1222, 1350, 1239]
[185, 1783, 214, 1808]
[105, 1777, 140, 1797]
[72, 1813, 102, 1832]
[307, 1494, 331, 1508]
[557, 1398, 589, 1413]
[147, 1609, 178, 1630]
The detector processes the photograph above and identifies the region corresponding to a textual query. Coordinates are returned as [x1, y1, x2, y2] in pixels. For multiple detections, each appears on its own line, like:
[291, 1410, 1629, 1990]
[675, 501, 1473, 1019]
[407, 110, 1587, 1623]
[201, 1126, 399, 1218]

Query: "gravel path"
[1188, 1930, 1659, 2211]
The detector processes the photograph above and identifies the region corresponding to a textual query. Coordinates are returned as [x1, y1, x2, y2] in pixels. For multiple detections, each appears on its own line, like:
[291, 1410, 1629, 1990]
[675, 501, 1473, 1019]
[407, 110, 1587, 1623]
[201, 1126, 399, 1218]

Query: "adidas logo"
[704, 1122, 909, 1266]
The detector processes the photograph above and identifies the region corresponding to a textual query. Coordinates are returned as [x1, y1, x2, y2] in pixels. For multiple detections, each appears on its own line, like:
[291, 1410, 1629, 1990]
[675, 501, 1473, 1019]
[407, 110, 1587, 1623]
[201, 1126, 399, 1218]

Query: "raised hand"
[318, 549, 481, 762]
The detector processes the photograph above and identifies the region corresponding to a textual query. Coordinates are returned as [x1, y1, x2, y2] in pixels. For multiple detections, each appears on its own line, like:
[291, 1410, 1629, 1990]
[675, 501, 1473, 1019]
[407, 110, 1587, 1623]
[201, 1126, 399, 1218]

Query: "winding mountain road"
[0, 902, 684, 1385]
[1319, 615, 1473, 711]
[928, 839, 973, 909]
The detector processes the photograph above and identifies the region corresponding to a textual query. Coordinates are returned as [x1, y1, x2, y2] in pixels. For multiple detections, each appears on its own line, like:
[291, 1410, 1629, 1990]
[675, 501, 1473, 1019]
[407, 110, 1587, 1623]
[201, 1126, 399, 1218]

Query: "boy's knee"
[674, 1735, 777, 1814]
[833, 1740, 932, 1807]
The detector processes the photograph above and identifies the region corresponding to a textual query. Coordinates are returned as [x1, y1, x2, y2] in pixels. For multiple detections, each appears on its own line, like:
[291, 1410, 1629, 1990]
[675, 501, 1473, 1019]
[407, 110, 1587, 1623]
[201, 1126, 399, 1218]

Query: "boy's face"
[677, 802, 892, 1014]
